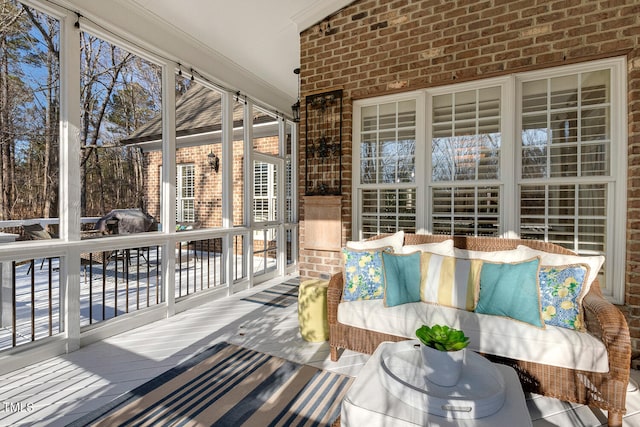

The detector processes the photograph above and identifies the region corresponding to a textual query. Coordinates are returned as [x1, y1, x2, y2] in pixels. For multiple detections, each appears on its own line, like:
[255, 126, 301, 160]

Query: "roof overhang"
[129, 120, 280, 153]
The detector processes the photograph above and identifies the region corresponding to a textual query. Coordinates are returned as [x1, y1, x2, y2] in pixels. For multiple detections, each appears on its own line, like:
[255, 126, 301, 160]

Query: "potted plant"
[415, 324, 470, 386]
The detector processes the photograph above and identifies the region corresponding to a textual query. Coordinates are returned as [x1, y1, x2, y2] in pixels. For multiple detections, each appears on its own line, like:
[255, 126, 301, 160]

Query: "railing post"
[163, 241, 175, 316]
[0, 261, 12, 328]
[64, 253, 81, 352]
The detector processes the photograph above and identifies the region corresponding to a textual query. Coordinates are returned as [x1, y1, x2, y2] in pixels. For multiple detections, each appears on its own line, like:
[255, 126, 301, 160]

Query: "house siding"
[297, 0, 640, 353]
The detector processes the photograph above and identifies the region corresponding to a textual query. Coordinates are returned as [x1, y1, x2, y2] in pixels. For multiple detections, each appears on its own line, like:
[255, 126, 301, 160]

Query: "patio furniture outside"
[94, 209, 156, 235]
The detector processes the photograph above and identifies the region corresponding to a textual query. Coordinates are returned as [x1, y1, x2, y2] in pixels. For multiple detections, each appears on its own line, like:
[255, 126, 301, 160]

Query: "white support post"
[222, 92, 235, 293]
[244, 100, 254, 286]
[161, 65, 177, 316]
[277, 119, 286, 278]
[60, 12, 82, 353]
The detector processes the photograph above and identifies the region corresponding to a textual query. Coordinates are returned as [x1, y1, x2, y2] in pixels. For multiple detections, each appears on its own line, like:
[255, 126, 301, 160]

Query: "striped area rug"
[68, 342, 351, 427]
[240, 281, 299, 308]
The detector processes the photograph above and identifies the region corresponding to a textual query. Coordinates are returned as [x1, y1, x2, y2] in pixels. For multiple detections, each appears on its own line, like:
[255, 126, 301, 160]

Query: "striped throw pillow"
[419, 253, 483, 311]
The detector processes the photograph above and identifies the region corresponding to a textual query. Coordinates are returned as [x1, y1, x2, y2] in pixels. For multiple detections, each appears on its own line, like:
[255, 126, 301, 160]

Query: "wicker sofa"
[328, 233, 631, 427]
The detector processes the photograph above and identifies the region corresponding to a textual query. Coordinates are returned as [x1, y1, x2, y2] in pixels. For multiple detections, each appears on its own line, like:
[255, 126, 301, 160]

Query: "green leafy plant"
[416, 324, 470, 352]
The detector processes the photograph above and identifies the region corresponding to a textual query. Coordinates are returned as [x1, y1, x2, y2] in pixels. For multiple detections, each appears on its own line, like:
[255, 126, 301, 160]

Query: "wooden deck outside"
[0, 274, 639, 426]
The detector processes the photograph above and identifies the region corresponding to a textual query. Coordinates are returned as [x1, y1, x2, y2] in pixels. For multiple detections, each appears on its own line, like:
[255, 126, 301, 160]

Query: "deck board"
[0, 274, 638, 426]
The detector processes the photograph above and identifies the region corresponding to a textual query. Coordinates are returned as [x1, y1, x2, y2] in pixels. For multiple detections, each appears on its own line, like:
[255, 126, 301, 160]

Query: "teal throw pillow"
[382, 251, 421, 307]
[342, 247, 389, 301]
[539, 264, 589, 331]
[475, 257, 544, 328]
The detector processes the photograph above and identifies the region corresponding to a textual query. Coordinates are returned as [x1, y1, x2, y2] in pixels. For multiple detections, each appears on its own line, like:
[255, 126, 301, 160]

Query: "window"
[431, 87, 502, 236]
[519, 70, 610, 248]
[357, 98, 418, 239]
[177, 164, 195, 222]
[518, 67, 619, 292]
[253, 160, 277, 223]
[353, 58, 626, 301]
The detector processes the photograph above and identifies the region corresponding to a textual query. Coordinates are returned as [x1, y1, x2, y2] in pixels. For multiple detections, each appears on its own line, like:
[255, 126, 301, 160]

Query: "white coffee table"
[341, 341, 532, 427]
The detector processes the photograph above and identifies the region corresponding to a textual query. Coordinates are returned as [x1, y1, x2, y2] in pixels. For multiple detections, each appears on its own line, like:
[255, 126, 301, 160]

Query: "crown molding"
[290, 0, 354, 32]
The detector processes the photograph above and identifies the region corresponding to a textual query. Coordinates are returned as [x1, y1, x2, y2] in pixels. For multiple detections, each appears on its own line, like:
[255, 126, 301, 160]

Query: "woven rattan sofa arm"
[327, 273, 344, 325]
[582, 288, 631, 381]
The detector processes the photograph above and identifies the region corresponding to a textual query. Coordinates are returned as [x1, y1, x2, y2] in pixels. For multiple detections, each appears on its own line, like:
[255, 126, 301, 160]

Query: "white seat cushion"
[337, 300, 608, 372]
[400, 239, 454, 256]
[517, 245, 605, 293]
[347, 231, 404, 253]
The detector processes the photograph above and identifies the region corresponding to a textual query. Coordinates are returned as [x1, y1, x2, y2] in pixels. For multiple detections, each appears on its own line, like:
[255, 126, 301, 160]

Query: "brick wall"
[298, 0, 640, 352]
[143, 135, 279, 254]
[143, 144, 228, 228]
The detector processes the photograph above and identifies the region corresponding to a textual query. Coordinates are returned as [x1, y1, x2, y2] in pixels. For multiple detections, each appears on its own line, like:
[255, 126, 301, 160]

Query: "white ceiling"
[127, 0, 352, 101]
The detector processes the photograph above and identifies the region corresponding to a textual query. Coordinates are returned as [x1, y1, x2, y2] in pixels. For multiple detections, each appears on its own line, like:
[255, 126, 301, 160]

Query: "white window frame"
[353, 57, 627, 303]
[353, 90, 426, 238]
[176, 163, 195, 223]
[426, 77, 514, 237]
[514, 58, 627, 303]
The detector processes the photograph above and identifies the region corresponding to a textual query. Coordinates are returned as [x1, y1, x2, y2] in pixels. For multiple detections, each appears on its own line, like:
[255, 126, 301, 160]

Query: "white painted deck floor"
[1, 274, 639, 427]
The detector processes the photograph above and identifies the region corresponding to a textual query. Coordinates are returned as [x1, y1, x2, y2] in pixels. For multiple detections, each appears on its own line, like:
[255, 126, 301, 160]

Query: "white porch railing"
[0, 224, 255, 375]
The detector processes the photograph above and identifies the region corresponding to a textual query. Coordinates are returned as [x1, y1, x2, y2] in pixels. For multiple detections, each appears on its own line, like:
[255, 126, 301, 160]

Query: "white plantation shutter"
[353, 58, 625, 301]
[431, 87, 502, 236]
[177, 164, 195, 222]
[360, 188, 416, 239]
[521, 70, 610, 179]
[253, 161, 277, 223]
[519, 69, 611, 260]
[358, 99, 418, 238]
[432, 186, 500, 236]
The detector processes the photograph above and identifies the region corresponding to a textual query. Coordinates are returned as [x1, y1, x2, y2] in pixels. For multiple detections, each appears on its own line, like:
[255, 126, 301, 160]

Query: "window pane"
[286, 158, 293, 223]
[431, 186, 499, 236]
[522, 79, 547, 113]
[253, 160, 277, 223]
[360, 188, 416, 238]
[432, 87, 501, 182]
[521, 70, 610, 179]
[362, 105, 377, 131]
[550, 75, 578, 109]
[581, 70, 610, 105]
[359, 99, 416, 185]
[176, 164, 195, 223]
[521, 115, 548, 179]
[520, 183, 606, 254]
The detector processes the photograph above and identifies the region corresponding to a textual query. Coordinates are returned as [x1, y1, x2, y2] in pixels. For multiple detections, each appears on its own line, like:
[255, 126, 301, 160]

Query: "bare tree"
[0, 1, 160, 224]
[23, 4, 59, 218]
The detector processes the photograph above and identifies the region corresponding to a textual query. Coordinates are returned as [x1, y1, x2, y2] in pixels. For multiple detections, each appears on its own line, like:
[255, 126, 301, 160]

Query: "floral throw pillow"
[539, 264, 590, 331]
[342, 247, 390, 301]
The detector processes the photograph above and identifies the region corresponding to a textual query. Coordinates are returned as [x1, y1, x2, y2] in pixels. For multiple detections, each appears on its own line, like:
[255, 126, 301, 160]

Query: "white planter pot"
[420, 343, 466, 386]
